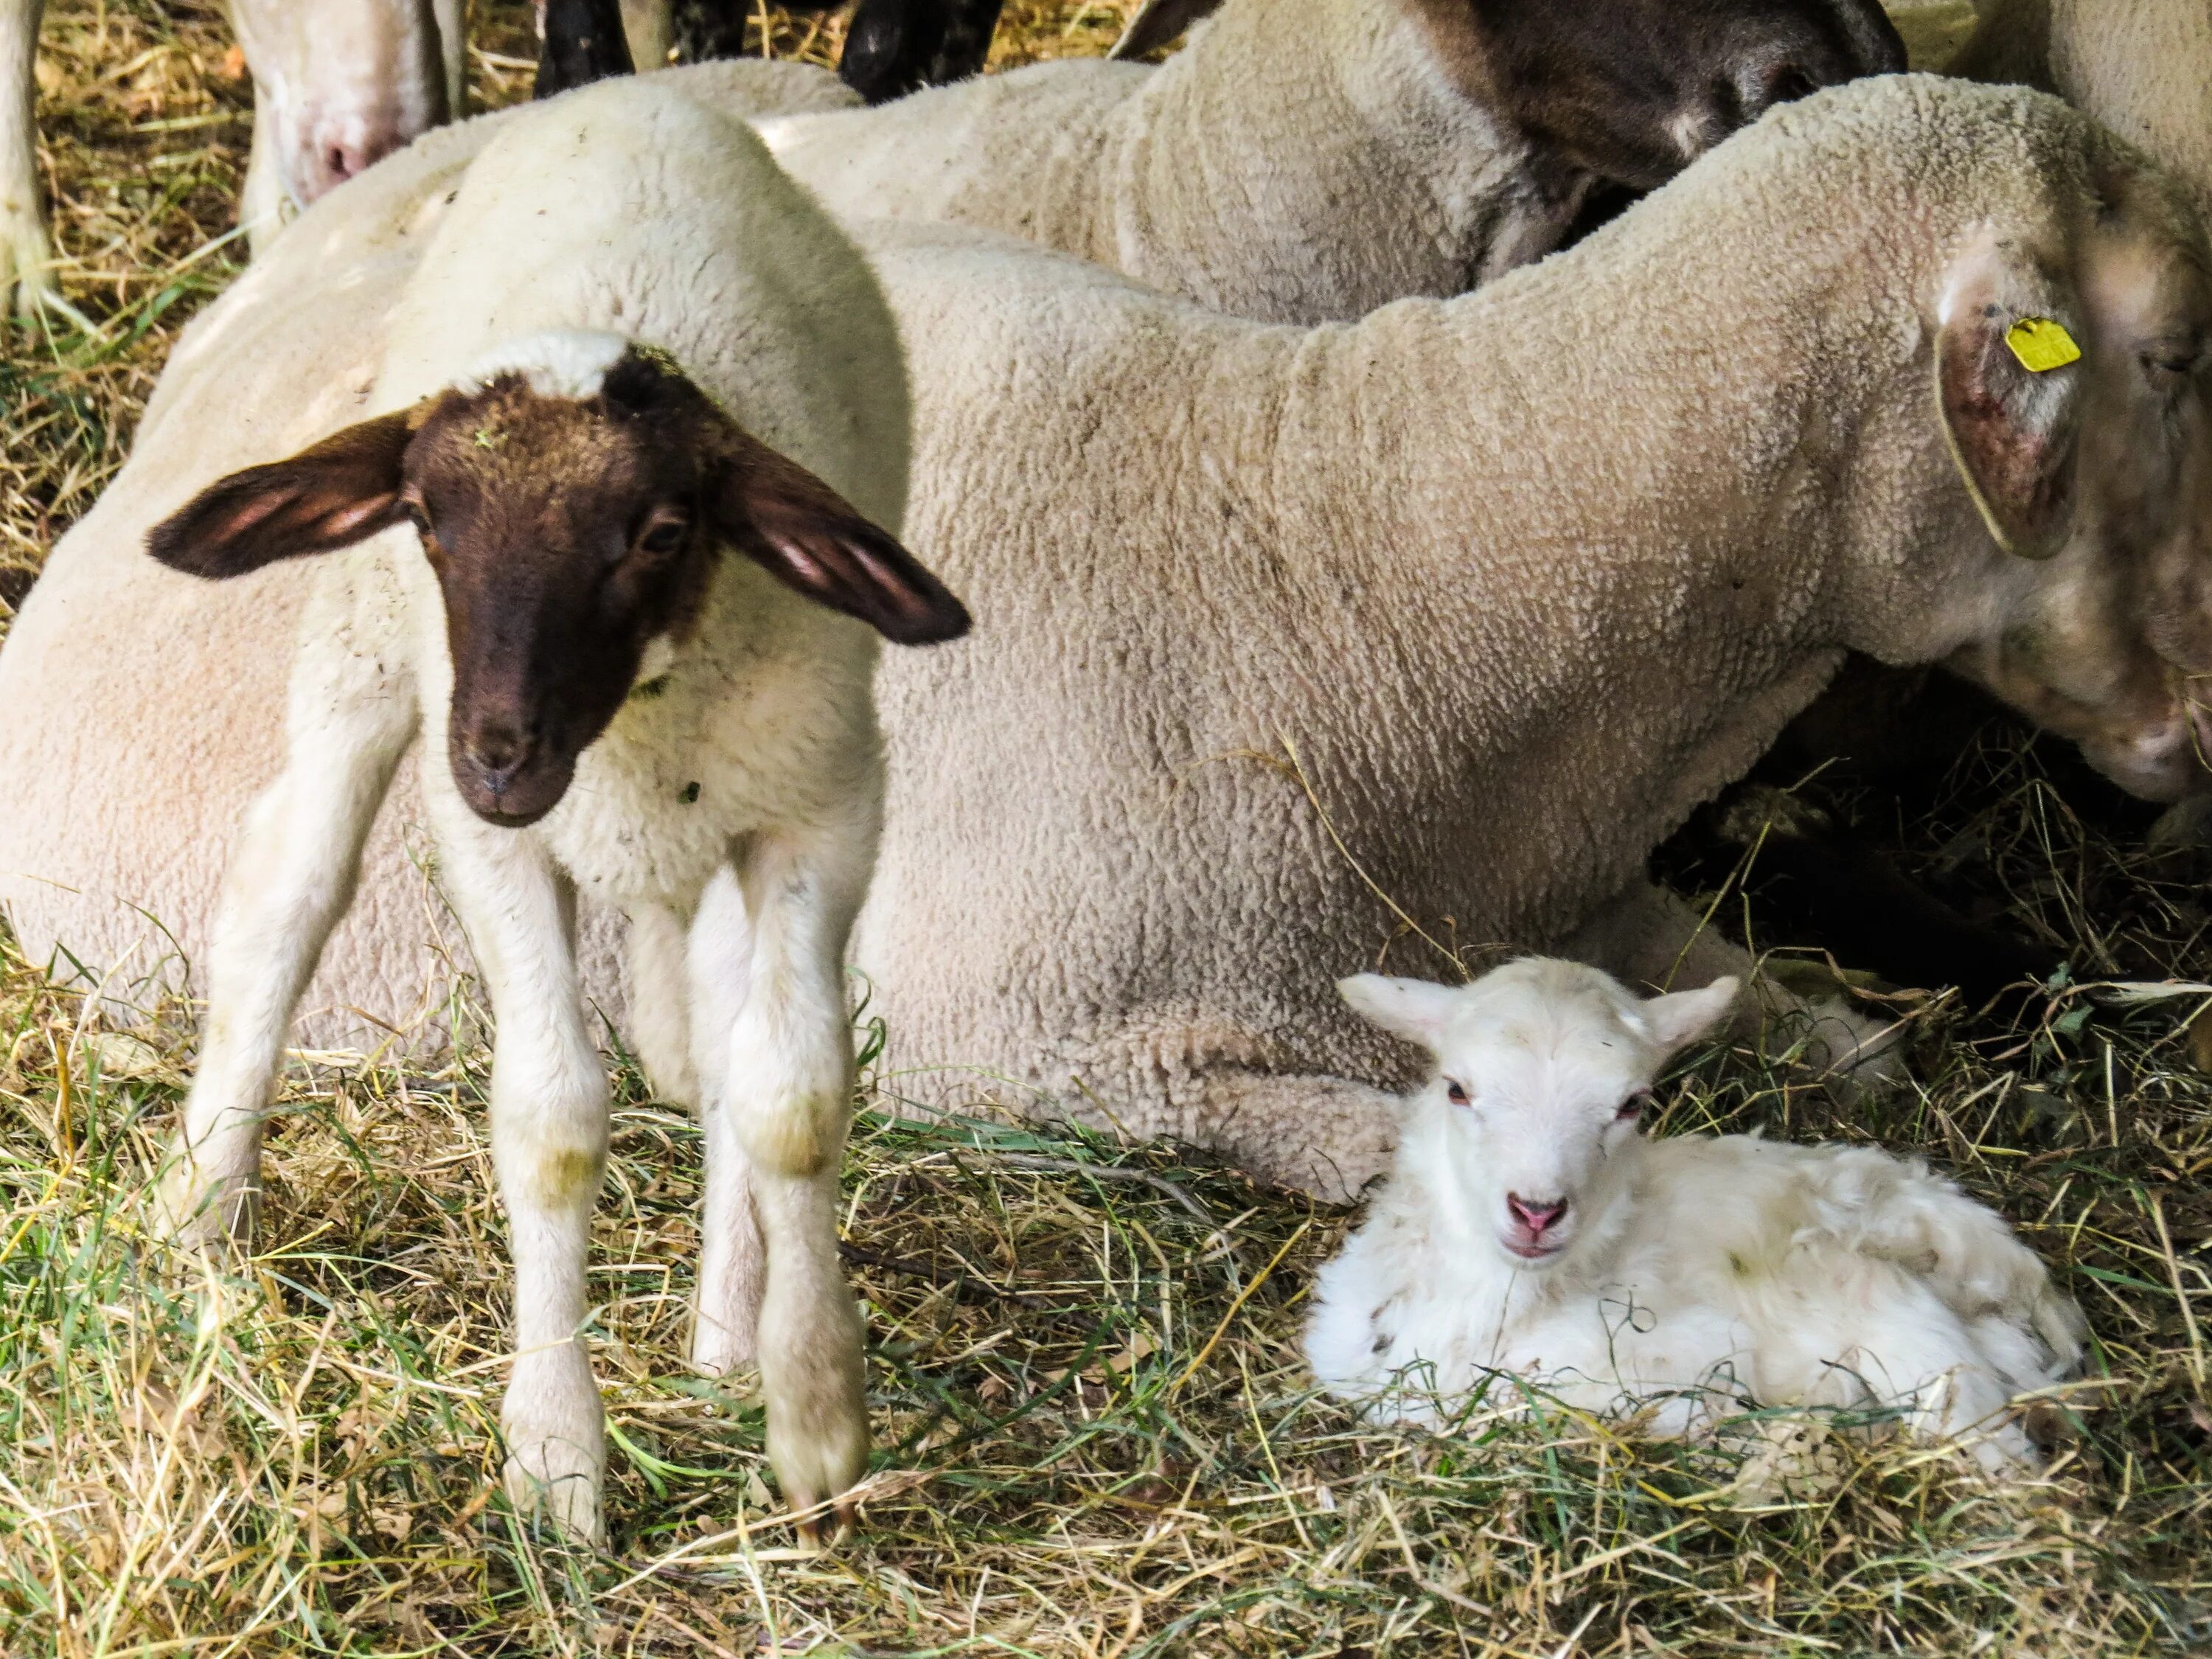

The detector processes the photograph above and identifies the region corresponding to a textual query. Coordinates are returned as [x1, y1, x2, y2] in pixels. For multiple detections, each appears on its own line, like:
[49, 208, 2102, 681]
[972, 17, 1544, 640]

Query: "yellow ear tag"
[2005, 316, 2082, 373]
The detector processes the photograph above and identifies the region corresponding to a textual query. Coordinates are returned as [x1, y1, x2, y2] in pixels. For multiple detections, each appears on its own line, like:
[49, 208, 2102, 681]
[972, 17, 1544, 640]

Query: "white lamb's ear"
[1641, 975, 1740, 1057]
[1338, 974, 1462, 1050]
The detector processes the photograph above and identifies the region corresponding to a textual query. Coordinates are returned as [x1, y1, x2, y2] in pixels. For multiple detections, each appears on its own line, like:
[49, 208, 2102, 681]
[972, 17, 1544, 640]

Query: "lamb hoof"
[689, 1318, 758, 1380]
[152, 1169, 260, 1254]
[503, 1450, 607, 1548]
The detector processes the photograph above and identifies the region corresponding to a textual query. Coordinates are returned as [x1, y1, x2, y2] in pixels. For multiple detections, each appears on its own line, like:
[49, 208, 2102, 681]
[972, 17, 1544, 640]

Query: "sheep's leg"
[625, 898, 700, 1106]
[156, 662, 417, 1249]
[1189, 1069, 1403, 1202]
[720, 815, 875, 1537]
[684, 867, 765, 1376]
[237, 96, 290, 254]
[1, 0, 53, 316]
[426, 785, 611, 1545]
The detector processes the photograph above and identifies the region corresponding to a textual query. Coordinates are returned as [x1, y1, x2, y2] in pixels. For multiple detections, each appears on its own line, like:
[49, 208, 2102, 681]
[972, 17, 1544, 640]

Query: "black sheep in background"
[535, 0, 1006, 107]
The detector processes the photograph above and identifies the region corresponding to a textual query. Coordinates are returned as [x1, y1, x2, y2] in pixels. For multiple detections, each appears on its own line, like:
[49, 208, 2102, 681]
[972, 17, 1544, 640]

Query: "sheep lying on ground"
[757, 0, 1906, 323]
[146, 78, 968, 1544]
[5, 77, 2211, 1205]
[830, 74, 2212, 1196]
[3, 0, 469, 311]
[1306, 960, 2085, 1469]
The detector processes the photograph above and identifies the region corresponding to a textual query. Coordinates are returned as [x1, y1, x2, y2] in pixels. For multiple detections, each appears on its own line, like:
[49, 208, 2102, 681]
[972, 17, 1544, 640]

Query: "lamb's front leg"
[719, 813, 875, 1535]
[427, 786, 612, 1545]
[158, 649, 417, 1248]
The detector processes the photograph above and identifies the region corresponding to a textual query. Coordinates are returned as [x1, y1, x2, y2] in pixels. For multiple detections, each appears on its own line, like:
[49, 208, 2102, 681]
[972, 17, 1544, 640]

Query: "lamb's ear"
[146, 410, 420, 580]
[1338, 974, 1463, 1050]
[1933, 244, 2087, 561]
[1109, 0, 1218, 58]
[714, 434, 971, 646]
[1640, 975, 1740, 1057]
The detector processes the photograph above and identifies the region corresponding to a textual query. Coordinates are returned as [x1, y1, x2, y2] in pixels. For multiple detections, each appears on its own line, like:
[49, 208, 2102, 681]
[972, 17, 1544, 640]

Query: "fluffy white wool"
[1305, 960, 2085, 1470]
[4, 77, 2211, 1208]
[460, 329, 630, 400]
[0, 55, 858, 1048]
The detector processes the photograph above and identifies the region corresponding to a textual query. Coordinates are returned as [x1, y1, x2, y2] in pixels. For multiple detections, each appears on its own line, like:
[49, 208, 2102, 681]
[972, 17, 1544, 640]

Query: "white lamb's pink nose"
[1506, 1192, 1568, 1239]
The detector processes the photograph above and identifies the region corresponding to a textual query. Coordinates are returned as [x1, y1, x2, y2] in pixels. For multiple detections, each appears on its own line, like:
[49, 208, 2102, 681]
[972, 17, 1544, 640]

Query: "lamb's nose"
[1506, 1193, 1568, 1237]
[469, 726, 536, 793]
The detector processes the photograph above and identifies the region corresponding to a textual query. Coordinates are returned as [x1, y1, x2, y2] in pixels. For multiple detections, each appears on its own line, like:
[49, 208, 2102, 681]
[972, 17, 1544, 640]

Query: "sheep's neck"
[1240, 134, 1996, 941]
[1095, 0, 1587, 324]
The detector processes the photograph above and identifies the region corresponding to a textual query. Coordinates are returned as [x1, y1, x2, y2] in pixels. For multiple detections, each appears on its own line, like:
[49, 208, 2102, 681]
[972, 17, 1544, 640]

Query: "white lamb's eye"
[1617, 1088, 1652, 1121]
[1444, 1079, 1471, 1107]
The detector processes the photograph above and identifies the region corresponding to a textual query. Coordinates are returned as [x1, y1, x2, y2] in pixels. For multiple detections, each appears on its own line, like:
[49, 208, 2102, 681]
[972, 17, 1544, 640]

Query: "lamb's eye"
[1616, 1088, 1652, 1121]
[402, 500, 432, 537]
[1444, 1079, 1471, 1107]
[636, 515, 689, 556]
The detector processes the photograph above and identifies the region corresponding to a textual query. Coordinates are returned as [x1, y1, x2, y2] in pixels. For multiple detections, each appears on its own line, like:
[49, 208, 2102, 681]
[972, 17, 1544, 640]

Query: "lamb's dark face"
[400, 364, 727, 826]
[1413, 0, 1907, 190]
[145, 341, 971, 830]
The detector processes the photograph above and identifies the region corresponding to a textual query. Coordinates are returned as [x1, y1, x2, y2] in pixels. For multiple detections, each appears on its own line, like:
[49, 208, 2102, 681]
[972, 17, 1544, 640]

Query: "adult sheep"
[10, 74, 2211, 1211]
[2, 0, 468, 312]
[757, 0, 1907, 323]
[1954, 1, 2212, 240]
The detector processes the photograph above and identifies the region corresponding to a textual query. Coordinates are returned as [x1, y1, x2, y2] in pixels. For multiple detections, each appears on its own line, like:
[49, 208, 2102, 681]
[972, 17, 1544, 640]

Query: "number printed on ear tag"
[2006, 316, 2083, 373]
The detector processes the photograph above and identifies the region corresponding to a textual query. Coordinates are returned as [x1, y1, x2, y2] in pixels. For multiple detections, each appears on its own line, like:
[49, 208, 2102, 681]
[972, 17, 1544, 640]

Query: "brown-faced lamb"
[145, 78, 969, 1545]
[755, 0, 1907, 323]
[1307, 959, 2084, 1470]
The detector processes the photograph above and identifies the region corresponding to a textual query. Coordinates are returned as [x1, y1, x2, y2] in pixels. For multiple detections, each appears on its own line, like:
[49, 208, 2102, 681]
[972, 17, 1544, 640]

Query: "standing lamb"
[1307, 960, 2085, 1468]
[756, 0, 1907, 323]
[146, 78, 969, 1544]
[1, 0, 468, 310]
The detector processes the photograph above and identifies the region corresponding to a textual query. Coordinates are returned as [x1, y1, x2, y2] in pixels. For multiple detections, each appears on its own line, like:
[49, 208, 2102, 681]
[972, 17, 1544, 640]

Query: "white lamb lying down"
[1306, 960, 2086, 1469]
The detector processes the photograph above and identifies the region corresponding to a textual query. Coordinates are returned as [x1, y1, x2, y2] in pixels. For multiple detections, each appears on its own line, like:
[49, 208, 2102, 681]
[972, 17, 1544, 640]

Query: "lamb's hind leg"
[681, 868, 766, 1376]
[720, 816, 874, 1537]
[156, 650, 417, 1249]
[425, 781, 611, 1545]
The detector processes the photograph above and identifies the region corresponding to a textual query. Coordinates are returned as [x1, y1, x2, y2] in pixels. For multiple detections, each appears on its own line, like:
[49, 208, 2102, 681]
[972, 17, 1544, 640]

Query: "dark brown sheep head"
[1113, 0, 1905, 194]
[147, 338, 968, 828]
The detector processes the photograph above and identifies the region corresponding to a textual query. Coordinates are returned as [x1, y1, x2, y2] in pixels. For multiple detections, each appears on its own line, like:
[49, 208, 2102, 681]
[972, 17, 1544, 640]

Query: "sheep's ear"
[1640, 975, 1740, 1057]
[714, 435, 971, 646]
[1933, 244, 2087, 561]
[1109, 0, 1217, 58]
[146, 411, 419, 580]
[1338, 974, 1462, 1050]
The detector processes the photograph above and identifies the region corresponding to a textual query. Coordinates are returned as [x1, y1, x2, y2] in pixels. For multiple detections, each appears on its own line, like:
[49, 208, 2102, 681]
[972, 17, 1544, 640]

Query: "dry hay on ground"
[3, 2, 2212, 1655]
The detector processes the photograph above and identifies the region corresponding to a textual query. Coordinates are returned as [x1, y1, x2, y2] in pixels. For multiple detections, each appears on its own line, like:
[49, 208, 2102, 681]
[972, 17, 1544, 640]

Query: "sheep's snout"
[1501, 1192, 1571, 1263]
[452, 713, 566, 827]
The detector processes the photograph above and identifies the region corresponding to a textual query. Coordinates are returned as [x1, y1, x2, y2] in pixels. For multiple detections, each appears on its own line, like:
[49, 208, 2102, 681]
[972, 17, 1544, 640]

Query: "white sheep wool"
[1304, 959, 2085, 1470]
